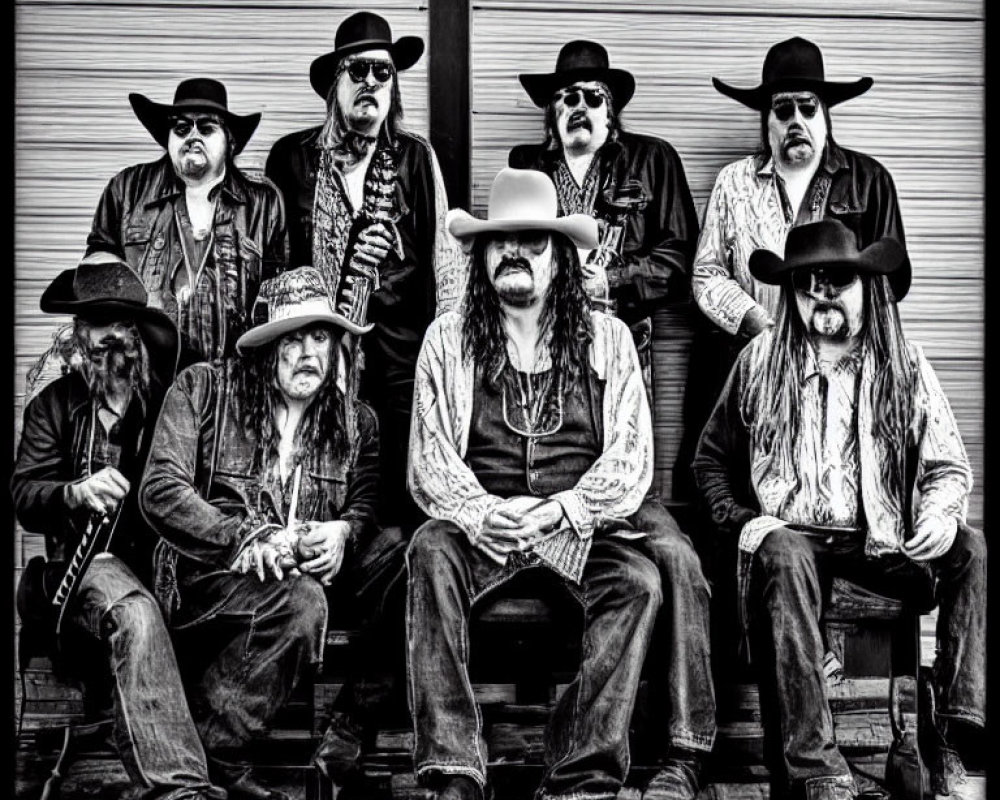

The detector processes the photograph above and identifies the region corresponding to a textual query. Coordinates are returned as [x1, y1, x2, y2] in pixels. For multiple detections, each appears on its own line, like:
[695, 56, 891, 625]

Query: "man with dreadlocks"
[140, 267, 391, 800]
[405, 169, 715, 800]
[266, 11, 459, 536]
[693, 220, 984, 800]
[12, 253, 227, 799]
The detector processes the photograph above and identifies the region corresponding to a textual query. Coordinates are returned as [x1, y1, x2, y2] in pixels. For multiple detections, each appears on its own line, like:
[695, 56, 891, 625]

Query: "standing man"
[12, 253, 226, 800]
[266, 11, 458, 534]
[692, 37, 908, 392]
[693, 220, 984, 800]
[406, 169, 714, 800]
[86, 77, 288, 368]
[140, 267, 393, 800]
[509, 39, 698, 403]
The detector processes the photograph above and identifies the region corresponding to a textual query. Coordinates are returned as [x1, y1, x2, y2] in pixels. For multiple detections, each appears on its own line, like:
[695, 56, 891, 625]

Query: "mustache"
[181, 140, 206, 154]
[811, 300, 845, 314]
[566, 111, 591, 131]
[355, 89, 379, 104]
[495, 256, 532, 277]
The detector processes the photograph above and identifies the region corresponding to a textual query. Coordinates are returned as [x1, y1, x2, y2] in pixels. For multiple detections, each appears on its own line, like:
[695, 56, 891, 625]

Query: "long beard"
[84, 339, 147, 405]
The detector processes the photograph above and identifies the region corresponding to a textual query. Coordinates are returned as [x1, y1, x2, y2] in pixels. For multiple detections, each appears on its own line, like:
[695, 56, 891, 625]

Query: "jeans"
[67, 553, 225, 800]
[406, 498, 710, 800]
[748, 524, 986, 796]
[170, 564, 328, 770]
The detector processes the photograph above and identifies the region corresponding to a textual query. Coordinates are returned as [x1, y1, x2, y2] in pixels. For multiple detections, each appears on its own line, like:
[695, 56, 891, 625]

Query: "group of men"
[12, 11, 984, 800]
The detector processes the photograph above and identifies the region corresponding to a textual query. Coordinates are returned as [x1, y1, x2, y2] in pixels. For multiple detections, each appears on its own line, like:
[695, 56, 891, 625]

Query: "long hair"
[461, 233, 594, 395]
[320, 61, 404, 149]
[743, 274, 914, 496]
[234, 333, 351, 472]
[756, 99, 835, 162]
[73, 318, 152, 408]
[542, 81, 619, 152]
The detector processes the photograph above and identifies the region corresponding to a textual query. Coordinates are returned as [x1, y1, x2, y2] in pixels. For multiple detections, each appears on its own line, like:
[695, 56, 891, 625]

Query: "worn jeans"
[406, 499, 713, 800]
[170, 564, 328, 771]
[68, 554, 225, 800]
[748, 524, 986, 797]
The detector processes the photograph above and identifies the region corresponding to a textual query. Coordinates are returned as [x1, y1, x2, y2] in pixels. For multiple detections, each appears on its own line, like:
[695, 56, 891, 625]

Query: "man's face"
[79, 319, 143, 395]
[767, 91, 828, 168]
[335, 48, 395, 136]
[793, 266, 865, 341]
[551, 80, 612, 155]
[275, 324, 336, 403]
[167, 112, 228, 181]
[485, 231, 556, 308]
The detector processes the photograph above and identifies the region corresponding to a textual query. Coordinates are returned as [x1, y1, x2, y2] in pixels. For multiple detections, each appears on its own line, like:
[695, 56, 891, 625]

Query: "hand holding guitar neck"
[65, 466, 129, 518]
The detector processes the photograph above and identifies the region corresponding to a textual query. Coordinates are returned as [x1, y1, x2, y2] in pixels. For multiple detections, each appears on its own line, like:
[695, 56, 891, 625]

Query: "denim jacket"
[86, 156, 289, 365]
[140, 361, 380, 574]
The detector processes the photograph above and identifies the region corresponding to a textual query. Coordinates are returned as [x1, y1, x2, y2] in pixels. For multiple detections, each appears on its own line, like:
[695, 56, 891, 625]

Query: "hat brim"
[235, 312, 370, 354]
[712, 76, 873, 111]
[128, 93, 261, 156]
[519, 67, 636, 113]
[40, 270, 180, 387]
[749, 236, 910, 301]
[309, 36, 425, 99]
[447, 209, 599, 250]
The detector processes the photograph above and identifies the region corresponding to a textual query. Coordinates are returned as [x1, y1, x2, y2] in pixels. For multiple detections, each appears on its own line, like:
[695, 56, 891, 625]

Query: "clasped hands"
[474, 496, 566, 564]
[232, 520, 351, 585]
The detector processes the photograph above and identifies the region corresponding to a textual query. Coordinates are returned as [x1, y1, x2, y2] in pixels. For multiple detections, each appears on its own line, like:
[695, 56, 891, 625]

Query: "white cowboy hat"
[447, 168, 599, 249]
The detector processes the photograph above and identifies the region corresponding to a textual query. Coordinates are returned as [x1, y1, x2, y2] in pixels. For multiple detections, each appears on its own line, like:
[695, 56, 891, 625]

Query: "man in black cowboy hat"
[266, 11, 458, 537]
[691, 37, 907, 383]
[693, 220, 984, 800]
[12, 253, 226, 799]
[509, 40, 698, 409]
[86, 77, 288, 368]
[141, 266, 400, 800]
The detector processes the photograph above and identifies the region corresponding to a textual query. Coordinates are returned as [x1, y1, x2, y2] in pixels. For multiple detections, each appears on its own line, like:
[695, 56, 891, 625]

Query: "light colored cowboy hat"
[713, 37, 873, 111]
[749, 219, 910, 301]
[236, 266, 371, 354]
[519, 40, 635, 113]
[128, 77, 261, 156]
[310, 11, 424, 100]
[447, 168, 599, 249]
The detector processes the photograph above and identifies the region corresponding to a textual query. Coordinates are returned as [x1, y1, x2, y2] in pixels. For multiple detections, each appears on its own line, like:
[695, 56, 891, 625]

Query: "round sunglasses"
[554, 87, 607, 109]
[345, 59, 395, 85]
[169, 116, 224, 137]
[791, 266, 859, 291]
[771, 97, 819, 123]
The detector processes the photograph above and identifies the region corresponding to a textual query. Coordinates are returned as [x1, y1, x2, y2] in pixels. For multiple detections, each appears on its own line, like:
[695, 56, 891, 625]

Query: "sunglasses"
[169, 116, 223, 137]
[345, 59, 395, 84]
[771, 97, 820, 123]
[554, 87, 606, 109]
[791, 266, 859, 291]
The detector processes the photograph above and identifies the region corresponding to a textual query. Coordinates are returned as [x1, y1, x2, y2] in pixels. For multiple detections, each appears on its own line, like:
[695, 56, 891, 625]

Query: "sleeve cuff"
[551, 490, 594, 540]
[738, 515, 786, 554]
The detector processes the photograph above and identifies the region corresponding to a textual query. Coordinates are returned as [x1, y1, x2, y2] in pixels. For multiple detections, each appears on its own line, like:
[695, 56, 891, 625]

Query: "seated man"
[140, 266, 391, 800]
[406, 168, 715, 800]
[693, 219, 984, 800]
[12, 253, 225, 799]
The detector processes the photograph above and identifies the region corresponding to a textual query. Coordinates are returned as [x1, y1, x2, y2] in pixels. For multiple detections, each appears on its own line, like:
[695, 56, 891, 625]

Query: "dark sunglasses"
[345, 59, 395, 84]
[169, 116, 223, 137]
[555, 88, 606, 109]
[771, 97, 819, 123]
[791, 266, 858, 291]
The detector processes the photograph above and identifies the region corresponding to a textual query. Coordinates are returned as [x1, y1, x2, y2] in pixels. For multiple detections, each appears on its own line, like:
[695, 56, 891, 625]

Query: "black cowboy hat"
[519, 40, 636, 113]
[128, 78, 261, 156]
[749, 219, 910, 301]
[310, 11, 425, 100]
[713, 37, 873, 111]
[40, 253, 180, 386]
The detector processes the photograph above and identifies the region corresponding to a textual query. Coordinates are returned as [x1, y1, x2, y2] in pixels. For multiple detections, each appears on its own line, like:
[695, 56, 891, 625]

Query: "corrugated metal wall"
[469, 0, 983, 515]
[13, 0, 984, 587]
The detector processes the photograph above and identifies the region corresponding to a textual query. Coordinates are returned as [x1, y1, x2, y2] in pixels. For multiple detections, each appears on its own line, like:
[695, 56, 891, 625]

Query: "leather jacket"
[86, 155, 288, 365]
[509, 129, 699, 325]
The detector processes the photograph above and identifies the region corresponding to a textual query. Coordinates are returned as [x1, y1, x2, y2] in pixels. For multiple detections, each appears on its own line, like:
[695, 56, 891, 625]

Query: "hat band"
[263, 296, 340, 327]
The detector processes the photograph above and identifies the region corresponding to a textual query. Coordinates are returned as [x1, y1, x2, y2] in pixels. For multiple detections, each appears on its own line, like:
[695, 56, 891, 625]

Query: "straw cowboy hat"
[519, 39, 635, 113]
[749, 219, 910, 301]
[40, 251, 180, 385]
[128, 77, 262, 155]
[447, 168, 599, 249]
[713, 37, 873, 111]
[309, 11, 425, 100]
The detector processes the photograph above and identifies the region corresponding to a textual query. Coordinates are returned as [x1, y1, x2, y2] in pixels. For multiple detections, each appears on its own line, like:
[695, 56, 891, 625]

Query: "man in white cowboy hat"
[691, 37, 908, 394]
[693, 220, 984, 800]
[86, 77, 288, 368]
[509, 40, 698, 410]
[266, 11, 460, 537]
[12, 252, 227, 799]
[140, 266, 398, 800]
[405, 168, 714, 800]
